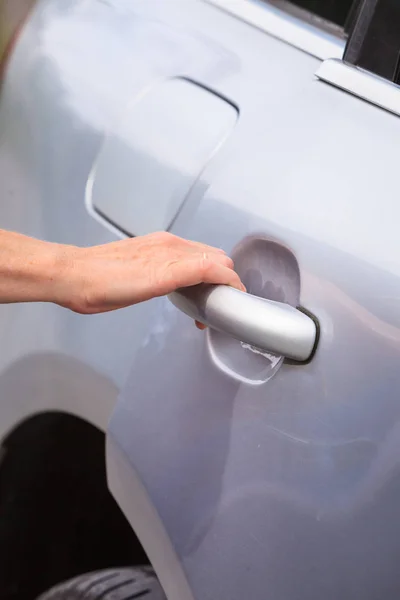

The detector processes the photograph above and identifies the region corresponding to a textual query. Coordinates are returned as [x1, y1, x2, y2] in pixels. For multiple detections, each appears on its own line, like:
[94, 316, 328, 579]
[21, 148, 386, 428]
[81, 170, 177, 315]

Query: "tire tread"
[36, 568, 166, 600]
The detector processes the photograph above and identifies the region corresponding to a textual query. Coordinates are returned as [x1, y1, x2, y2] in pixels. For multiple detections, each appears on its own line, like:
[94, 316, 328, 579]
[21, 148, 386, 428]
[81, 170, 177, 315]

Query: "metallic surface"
[89, 78, 238, 237]
[205, 0, 345, 60]
[169, 285, 317, 362]
[1, 1, 400, 599]
[316, 58, 400, 116]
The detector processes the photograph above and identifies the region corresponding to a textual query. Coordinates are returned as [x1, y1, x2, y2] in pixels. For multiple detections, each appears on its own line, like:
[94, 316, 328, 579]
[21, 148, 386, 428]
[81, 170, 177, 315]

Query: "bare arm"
[0, 230, 244, 314]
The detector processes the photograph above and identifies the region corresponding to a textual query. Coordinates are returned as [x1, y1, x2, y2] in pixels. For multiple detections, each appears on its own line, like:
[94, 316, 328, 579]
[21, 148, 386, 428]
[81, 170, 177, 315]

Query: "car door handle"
[169, 284, 318, 362]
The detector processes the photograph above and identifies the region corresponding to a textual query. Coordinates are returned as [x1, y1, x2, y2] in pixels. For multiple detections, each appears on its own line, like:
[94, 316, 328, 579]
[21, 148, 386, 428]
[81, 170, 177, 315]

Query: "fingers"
[169, 254, 244, 291]
[192, 256, 245, 332]
[203, 252, 235, 270]
[200, 260, 244, 290]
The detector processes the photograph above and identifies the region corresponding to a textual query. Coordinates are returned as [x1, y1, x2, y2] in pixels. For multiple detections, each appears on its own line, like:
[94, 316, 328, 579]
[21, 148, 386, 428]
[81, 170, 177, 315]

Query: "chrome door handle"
[169, 285, 318, 362]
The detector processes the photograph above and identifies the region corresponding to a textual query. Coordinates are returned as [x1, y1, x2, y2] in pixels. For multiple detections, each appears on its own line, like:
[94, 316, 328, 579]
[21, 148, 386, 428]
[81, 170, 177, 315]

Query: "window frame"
[204, 0, 346, 60]
[344, 0, 400, 84]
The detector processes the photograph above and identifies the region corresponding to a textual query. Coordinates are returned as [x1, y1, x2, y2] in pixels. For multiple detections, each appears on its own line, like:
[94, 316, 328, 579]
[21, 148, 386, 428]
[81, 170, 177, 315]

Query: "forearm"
[0, 229, 69, 304]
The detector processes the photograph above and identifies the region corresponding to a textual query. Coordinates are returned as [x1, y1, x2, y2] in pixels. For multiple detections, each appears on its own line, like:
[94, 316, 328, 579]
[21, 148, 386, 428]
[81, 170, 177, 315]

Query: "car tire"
[36, 567, 167, 600]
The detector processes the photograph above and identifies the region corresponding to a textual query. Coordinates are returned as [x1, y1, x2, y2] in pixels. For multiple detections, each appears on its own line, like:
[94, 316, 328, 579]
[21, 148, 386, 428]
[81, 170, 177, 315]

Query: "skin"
[0, 230, 244, 326]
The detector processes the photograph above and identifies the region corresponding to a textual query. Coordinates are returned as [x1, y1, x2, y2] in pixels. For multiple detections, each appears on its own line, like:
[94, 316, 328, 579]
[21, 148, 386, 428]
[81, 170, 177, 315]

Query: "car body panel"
[107, 2, 400, 600]
[0, 0, 239, 436]
[1, 0, 400, 599]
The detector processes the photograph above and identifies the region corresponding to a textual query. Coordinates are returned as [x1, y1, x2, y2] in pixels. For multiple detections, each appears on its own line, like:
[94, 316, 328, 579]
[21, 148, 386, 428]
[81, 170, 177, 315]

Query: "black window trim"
[344, 0, 400, 85]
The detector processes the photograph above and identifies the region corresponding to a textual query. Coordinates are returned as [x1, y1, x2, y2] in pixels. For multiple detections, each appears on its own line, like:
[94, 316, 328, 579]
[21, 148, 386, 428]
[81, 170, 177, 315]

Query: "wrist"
[0, 229, 86, 310]
[22, 240, 78, 306]
[44, 243, 85, 311]
[12, 237, 81, 307]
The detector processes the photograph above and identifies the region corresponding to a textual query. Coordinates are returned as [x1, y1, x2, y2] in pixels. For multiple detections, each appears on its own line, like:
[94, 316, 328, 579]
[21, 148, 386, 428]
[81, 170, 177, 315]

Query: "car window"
[273, 0, 399, 87]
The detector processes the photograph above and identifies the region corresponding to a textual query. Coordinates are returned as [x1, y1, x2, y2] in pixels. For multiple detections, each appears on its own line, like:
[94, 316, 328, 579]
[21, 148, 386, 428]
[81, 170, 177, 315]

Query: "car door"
[106, 1, 400, 599]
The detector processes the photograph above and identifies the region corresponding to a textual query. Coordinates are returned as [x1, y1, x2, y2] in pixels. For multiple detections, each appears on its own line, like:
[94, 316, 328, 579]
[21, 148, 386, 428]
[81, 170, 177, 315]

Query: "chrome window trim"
[316, 58, 400, 118]
[205, 0, 345, 61]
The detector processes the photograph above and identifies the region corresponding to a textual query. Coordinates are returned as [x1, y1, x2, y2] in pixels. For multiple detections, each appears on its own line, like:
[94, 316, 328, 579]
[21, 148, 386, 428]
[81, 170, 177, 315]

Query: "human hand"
[57, 232, 245, 316]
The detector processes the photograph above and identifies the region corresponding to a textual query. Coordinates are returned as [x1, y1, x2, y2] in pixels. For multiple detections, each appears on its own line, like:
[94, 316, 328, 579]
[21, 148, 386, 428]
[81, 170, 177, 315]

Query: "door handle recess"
[169, 285, 318, 363]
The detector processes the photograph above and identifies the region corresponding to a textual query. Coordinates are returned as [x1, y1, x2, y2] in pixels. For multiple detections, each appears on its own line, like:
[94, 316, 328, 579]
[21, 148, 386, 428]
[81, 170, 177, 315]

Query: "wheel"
[36, 567, 167, 600]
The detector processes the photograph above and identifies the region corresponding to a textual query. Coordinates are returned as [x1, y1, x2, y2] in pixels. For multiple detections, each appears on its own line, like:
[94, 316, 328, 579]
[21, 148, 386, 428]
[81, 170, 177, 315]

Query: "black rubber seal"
[284, 306, 320, 366]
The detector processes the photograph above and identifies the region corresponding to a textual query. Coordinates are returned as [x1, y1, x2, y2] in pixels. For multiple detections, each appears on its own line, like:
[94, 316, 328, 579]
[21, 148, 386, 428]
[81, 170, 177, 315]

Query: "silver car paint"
[1, 1, 400, 599]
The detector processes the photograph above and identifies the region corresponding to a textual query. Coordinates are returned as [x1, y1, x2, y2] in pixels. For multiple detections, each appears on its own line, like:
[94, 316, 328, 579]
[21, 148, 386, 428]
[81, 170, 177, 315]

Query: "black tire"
[37, 567, 167, 600]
